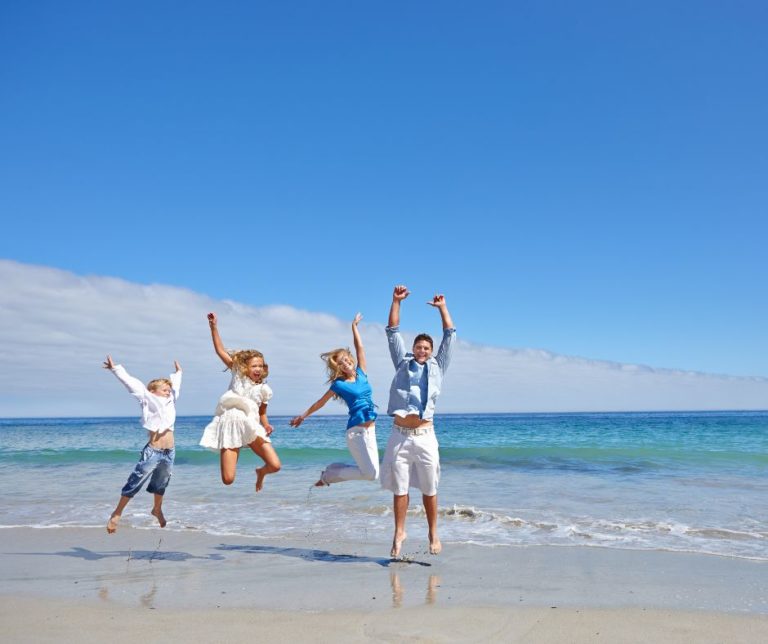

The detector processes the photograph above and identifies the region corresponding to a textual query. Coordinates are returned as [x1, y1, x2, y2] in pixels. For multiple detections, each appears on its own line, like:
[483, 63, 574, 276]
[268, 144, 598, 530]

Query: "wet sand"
[1, 526, 767, 642]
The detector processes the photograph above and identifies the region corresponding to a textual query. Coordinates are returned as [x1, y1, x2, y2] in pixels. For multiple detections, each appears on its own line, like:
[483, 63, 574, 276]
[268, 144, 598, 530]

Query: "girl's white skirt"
[199, 392, 271, 450]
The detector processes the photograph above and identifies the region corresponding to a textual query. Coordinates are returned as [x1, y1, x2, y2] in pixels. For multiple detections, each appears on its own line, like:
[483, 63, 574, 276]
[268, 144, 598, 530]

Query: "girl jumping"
[199, 312, 281, 491]
[290, 313, 379, 487]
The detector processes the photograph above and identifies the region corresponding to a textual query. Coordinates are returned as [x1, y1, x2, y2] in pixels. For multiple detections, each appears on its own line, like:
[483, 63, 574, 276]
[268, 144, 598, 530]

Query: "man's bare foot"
[151, 507, 166, 528]
[106, 513, 121, 534]
[255, 467, 267, 492]
[429, 534, 442, 555]
[391, 531, 407, 558]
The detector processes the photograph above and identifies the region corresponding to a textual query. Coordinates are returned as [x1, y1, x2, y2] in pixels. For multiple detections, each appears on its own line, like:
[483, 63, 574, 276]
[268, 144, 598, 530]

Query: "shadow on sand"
[215, 544, 431, 567]
[10, 546, 225, 562]
[10, 544, 431, 567]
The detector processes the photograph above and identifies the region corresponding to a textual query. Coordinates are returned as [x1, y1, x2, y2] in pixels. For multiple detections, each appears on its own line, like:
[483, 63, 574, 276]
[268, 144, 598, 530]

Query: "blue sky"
[2, 1, 766, 380]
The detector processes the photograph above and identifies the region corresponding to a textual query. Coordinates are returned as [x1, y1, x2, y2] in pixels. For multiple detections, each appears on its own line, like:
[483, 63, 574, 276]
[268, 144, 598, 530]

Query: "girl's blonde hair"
[320, 348, 355, 384]
[229, 349, 268, 382]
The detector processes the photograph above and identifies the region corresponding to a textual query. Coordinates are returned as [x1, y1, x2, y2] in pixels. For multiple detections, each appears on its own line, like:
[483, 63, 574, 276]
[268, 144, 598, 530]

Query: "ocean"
[1, 412, 766, 560]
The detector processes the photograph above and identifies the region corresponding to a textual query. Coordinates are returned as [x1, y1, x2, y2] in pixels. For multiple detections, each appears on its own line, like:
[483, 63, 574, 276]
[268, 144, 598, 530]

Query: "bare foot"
[255, 467, 267, 492]
[429, 534, 442, 555]
[151, 507, 166, 528]
[391, 531, 407, 558]
[314, 471, 328, 487]
[106, 513, 121, 534]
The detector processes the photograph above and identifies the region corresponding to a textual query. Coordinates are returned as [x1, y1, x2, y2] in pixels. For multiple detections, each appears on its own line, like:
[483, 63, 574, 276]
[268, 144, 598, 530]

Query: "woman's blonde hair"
[229, 349, 268, 382]
[320, 348, 355, 384]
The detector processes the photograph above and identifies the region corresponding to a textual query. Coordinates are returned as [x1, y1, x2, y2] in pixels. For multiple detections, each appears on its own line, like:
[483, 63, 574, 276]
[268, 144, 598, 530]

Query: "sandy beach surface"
[2, 527, 768, 642]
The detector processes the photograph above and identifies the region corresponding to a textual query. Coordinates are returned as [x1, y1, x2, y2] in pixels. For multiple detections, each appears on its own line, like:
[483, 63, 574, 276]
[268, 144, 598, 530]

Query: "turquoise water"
[1, 412, 766, 559]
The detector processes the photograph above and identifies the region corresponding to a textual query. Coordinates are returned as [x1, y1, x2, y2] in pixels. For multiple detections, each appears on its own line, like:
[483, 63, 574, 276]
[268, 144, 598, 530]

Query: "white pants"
[380, 424, 440, 496]
[321, 424, 379, 485]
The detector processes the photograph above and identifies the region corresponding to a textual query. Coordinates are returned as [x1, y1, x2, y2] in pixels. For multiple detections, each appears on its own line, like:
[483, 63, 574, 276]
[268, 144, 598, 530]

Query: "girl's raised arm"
[290, 390, 335, 427]
[352, 313, 367, 373]
[207, 312, 234, 369]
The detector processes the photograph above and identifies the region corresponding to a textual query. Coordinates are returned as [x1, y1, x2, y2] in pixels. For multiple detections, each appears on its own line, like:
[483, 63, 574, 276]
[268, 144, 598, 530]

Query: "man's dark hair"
[413, 333, 434, 350]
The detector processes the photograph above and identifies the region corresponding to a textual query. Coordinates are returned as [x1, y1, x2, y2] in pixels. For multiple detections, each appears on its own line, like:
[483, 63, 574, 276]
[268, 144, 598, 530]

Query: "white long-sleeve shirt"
[111, 364, 182, 432]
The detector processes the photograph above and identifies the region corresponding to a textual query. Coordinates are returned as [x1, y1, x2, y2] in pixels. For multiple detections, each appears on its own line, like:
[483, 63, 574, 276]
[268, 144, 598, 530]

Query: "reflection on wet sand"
[140, 582, 158, 609]
[96, 581, 158, 609]
[390, 571, 441, 608]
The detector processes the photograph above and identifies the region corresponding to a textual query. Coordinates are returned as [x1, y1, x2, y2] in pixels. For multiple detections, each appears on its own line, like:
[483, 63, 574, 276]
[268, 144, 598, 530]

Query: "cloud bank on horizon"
[1, 259, 766, 418]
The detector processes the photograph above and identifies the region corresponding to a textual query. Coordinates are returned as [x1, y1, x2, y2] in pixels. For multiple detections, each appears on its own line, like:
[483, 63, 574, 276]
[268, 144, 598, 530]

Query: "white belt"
[394, 425, 433, 437]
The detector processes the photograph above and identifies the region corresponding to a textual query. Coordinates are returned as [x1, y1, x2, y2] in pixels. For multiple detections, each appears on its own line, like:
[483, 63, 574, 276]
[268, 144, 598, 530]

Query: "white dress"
[199, 373, 273, 450]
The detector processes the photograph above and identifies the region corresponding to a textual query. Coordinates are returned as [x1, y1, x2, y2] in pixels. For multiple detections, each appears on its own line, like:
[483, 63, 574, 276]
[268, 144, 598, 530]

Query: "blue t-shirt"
[330, 366, 378, 429]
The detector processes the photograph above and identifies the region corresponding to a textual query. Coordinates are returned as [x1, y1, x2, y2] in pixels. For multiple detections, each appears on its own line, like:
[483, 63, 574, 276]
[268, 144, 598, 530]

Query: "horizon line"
[2, 409, 767, 422]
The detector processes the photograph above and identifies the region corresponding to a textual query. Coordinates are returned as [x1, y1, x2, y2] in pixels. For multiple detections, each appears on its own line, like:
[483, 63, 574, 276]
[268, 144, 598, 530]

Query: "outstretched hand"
[174, 361, 182, 372]
[427, 294, 447, 308]
[289, 416, 304, 427]
[103, 355, 115, 370]
[352, 312, 363, 326]
[207, 312, 218, 326]
[393, 285, 410, 301]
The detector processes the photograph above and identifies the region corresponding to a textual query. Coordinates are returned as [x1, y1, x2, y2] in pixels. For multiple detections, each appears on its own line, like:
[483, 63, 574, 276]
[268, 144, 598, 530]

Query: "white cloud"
[1, 259, 766, 417]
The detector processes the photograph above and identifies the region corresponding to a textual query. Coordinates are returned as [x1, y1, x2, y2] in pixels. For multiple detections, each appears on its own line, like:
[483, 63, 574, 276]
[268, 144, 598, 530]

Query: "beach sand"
[2, 526, 767, 642]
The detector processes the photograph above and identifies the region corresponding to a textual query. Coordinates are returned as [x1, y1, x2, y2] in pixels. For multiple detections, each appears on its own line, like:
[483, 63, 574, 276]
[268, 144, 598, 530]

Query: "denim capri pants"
[121, 443, 175, 497]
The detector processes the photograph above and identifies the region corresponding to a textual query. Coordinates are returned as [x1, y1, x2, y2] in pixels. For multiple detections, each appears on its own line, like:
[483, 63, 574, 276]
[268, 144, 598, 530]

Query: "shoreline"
[2, 526, 768, 642]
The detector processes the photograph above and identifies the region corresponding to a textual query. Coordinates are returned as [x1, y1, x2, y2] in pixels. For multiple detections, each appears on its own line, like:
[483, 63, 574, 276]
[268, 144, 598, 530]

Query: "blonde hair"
[229, 349, 269, 382]
[147, 378, 172, 392]
[320, 348, 355, 384]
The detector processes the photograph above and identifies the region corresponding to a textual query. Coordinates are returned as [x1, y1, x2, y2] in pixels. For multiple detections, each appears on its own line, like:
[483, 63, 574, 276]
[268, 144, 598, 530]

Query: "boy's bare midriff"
[394, 414, 434, 430]
[148, 429, 175, 450]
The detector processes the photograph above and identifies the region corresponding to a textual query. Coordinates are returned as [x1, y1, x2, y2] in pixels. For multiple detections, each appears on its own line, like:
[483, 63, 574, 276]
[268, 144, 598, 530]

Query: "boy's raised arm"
[170, 361, 182, 397]
[104, 355, 147, 398]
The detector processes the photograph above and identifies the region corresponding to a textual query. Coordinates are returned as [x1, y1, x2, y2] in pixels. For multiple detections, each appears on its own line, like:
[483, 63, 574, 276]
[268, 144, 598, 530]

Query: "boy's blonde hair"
[320, 348, 355, 384]
[230, 349, 269, 382]
[147, 378, 172, 392]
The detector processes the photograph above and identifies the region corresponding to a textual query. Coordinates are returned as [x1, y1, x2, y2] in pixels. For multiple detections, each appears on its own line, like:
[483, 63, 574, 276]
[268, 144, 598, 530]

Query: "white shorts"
[380, 423, 440, 496]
